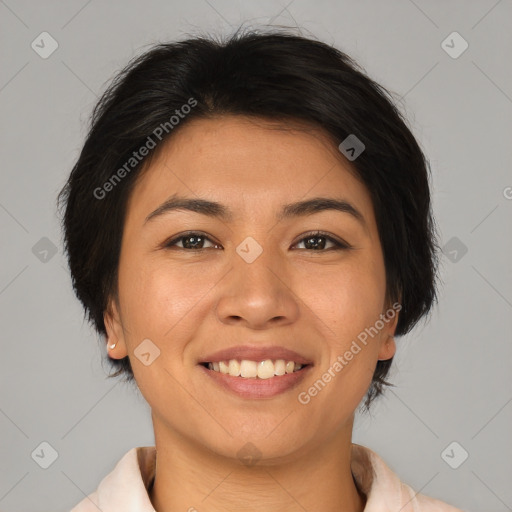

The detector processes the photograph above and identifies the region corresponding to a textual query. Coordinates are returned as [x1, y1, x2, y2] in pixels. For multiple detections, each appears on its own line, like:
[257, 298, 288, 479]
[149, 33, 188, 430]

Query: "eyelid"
[291, 230, 352, 250]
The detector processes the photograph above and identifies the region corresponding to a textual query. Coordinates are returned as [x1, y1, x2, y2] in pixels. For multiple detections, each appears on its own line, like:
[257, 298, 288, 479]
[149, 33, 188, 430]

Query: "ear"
[377, 335, 396, 362]
[104, 297, 129, 359]
[377, 302, 401, 361]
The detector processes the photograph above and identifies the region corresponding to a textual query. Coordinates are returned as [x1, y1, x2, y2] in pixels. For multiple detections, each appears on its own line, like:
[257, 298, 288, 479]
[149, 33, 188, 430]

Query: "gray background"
[1, 1, 511, 511]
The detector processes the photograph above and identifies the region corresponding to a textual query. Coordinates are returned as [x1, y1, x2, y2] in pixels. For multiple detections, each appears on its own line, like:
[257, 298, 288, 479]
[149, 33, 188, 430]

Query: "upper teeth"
[207, 359, 304, 379]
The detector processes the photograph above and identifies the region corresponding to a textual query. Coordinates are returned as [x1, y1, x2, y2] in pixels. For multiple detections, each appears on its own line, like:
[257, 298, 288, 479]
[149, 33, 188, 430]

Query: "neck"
[148, 416, 366, 512]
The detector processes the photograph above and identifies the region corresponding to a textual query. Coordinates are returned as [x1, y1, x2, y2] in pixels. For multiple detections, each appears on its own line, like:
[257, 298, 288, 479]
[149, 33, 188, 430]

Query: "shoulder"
[70, 490, 99, 512]
[69, 446, 156, 512]
[350, 444, 465, 511]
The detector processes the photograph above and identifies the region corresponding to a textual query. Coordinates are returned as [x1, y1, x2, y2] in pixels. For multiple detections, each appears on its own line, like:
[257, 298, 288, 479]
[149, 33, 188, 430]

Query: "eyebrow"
[144, 194, 366, 227]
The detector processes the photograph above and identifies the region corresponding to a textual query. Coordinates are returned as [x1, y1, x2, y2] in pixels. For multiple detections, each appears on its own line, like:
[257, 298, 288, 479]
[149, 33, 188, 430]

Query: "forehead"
[125, 116, 374, 225]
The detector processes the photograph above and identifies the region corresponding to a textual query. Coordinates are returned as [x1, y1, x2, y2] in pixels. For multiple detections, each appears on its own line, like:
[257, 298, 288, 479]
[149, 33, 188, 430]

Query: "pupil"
[184, 235, 203, 249]
[306, 236, 325, 250]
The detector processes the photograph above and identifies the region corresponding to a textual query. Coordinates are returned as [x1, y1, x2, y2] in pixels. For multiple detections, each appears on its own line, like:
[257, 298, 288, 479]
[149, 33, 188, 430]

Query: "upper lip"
[199, 345, 314, 365]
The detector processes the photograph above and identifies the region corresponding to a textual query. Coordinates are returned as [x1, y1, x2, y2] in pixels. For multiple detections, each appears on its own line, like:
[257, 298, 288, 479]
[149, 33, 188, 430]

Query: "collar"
[72, 443, 460, 511]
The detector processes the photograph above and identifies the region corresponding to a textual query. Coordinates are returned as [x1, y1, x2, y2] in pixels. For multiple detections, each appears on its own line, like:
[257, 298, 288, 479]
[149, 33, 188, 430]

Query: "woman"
[60, 28, 463, 511]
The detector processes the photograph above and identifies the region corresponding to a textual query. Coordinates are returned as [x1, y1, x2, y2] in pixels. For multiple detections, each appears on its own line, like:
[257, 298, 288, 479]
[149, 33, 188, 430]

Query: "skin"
[105, 115, 399, 512]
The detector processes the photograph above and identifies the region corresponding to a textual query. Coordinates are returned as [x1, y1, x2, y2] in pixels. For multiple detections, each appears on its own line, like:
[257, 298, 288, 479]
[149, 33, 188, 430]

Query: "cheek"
[307, 256, 387, 342]
[116, 256, 208, 399]
[119, 255, 211, 339]
[317, 260, 387, 407]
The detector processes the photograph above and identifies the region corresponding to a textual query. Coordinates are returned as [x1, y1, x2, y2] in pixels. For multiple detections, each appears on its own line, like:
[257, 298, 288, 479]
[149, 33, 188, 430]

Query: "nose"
[214, 245, 300, 330]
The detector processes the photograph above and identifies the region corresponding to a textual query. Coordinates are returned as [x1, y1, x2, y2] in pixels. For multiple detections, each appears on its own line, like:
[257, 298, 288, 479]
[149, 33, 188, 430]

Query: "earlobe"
[377, 300, 400, 361]
[104, 298, 128, 358]
[377, 335, 396, 361]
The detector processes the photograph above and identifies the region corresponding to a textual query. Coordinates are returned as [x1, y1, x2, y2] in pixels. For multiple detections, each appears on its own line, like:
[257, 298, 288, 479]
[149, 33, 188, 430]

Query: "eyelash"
[163, 230, 351, 252]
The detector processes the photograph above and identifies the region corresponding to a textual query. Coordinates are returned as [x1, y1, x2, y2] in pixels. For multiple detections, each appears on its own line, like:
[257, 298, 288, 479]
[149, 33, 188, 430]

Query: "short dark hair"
[58, 28, 439, 410]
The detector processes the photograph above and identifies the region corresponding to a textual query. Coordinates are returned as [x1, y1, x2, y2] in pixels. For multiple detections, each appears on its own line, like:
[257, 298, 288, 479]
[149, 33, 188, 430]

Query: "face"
[106, 116, 398, 462]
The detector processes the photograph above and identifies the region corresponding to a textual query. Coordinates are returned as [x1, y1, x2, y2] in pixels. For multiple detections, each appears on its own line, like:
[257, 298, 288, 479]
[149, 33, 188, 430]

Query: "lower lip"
[198, 364, 312, 399]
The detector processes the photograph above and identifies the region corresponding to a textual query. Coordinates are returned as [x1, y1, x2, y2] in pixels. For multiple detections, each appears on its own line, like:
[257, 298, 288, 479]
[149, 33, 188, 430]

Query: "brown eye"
[165, 232, 219, 250]
[293, 231, 350, 251]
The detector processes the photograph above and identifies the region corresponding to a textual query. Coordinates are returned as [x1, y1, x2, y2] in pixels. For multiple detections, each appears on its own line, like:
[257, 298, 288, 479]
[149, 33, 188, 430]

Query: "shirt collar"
[75, 443, 427, 511]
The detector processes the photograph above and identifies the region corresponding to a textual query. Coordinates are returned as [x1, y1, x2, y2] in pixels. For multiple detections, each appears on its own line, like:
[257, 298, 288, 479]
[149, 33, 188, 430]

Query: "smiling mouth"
[200, 359, 309, 379]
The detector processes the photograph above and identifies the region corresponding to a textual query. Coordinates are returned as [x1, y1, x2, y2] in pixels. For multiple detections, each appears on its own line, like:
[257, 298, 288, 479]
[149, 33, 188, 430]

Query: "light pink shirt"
[71, 444, 463, 511]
